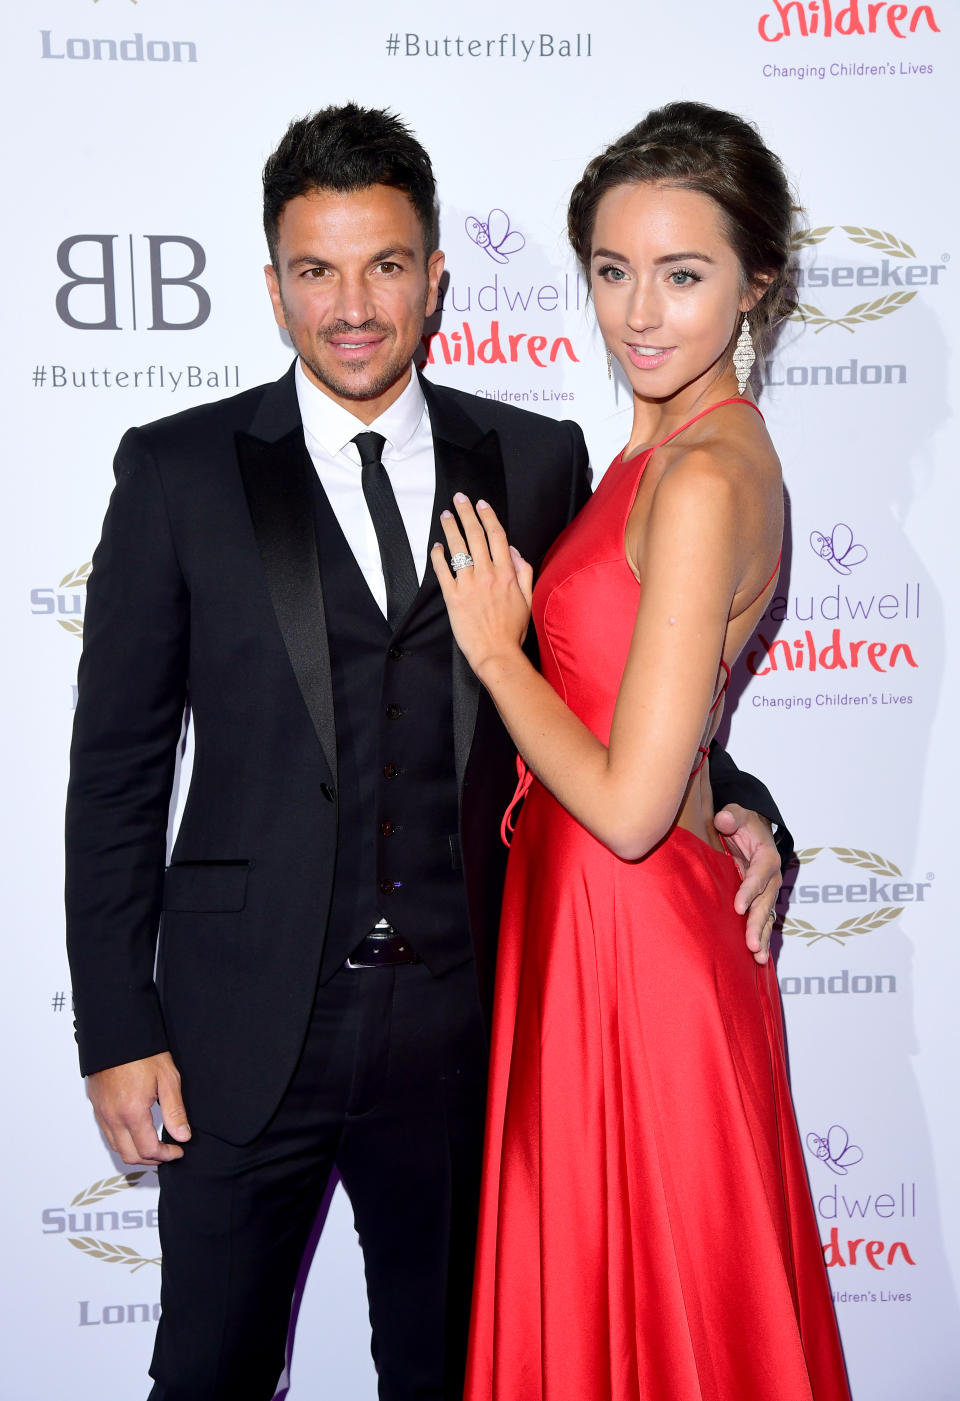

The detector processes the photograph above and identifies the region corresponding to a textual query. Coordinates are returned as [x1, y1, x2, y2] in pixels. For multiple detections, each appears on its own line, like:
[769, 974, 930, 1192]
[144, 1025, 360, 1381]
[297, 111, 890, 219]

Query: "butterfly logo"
[465, 208, 526, 265]
[806, 1124, 864, 1176]
[809, 523, 868, 575]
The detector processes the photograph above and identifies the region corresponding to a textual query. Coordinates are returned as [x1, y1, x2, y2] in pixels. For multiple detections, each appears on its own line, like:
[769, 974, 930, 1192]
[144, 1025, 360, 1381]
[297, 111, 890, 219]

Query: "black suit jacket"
[65, 364, 786, 1144]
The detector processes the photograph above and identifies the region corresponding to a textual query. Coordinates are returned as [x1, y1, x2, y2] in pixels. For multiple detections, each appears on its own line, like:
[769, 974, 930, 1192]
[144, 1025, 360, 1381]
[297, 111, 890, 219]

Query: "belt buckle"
[346, 921, 398, 969]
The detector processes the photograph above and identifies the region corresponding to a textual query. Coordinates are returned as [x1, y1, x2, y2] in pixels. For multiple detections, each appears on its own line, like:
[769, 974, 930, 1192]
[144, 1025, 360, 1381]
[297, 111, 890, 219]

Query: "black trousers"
[147, 957, 489, 1401]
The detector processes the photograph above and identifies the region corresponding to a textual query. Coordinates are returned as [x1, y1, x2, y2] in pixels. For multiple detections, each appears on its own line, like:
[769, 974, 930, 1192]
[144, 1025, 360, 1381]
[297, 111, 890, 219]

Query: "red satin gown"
[464, 400, 850, 1401]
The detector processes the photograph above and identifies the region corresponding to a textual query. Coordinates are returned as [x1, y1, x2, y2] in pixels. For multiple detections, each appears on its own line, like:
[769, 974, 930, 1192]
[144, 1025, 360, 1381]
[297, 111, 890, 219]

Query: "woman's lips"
[624, 344, 675, 371]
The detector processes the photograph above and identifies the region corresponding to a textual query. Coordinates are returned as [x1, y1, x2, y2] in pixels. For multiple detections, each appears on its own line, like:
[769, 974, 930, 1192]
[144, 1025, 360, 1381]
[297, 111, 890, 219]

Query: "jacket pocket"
[162, 860, 251, 913]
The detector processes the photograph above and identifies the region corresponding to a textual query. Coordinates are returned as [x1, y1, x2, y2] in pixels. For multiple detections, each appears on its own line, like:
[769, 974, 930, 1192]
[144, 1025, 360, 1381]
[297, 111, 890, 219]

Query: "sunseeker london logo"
[43, 1172, 160, 1272]
[789, 226, 941, 335]
[782, 846, 932, 946]
[43, 1171, 163, 1328]
[763, 224, 947, 389]
[31, 563, 90, 637]
[41, 0, 196, 64]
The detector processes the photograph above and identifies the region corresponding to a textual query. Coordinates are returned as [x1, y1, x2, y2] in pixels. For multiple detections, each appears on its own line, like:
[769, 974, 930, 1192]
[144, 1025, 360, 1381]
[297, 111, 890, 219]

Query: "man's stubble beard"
[299, 341, 413, 405]
[288, 296, 430, 404]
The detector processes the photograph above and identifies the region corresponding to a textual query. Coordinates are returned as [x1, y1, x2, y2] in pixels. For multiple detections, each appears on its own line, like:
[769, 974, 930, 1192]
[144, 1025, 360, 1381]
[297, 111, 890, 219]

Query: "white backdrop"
[2, 1, 956, 1397]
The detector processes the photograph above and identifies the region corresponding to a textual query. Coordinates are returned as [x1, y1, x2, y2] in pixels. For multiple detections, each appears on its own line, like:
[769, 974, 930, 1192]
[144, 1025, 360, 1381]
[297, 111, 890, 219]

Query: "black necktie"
[353, 431, 420, 629]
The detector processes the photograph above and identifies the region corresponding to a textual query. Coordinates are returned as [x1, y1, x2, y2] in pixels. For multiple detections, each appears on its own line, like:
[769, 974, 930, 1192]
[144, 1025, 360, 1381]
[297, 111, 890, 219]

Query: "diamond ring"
[450, 552, 474, 573]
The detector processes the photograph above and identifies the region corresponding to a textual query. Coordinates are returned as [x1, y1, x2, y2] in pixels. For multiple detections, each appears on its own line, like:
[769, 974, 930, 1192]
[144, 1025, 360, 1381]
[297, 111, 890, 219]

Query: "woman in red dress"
[432, 103, 851, 1400]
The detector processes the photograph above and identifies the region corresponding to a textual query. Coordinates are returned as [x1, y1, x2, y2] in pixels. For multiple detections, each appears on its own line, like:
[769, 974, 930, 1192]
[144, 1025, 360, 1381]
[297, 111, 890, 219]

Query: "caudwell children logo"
[758, 2, 940, 41]
[424, 204, 582, 370]
[810, 523, 868, 574]
[465, 209, 526, 265]
[746, 564, 920, 679]
[804, 1124, 918, 1274]
[807, 1124, 864, 1175]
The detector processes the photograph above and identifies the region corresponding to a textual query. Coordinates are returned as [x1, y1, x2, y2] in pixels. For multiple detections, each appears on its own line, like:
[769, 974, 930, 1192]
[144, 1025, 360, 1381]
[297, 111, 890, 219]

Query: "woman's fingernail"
[477, 499, 489, 510]
[441, 510, 453, 519]
[453, 492, 468, 503]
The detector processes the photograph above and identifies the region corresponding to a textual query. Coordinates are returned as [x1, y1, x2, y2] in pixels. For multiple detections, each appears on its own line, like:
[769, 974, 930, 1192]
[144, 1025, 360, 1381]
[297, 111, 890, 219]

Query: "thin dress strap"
[691, 659, 731, 777]
[749, 550, 782, 608]
[653, 396, 764, 451]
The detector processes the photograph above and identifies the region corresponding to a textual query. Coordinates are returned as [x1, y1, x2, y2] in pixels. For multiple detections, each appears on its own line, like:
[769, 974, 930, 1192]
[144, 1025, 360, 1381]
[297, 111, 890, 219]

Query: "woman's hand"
[431, 494, 534, 680]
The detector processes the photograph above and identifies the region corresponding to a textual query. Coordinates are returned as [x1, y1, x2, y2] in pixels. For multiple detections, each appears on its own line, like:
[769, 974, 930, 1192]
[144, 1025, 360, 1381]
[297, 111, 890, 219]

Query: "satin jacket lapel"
[423, 384, 508, 791]
[235, 371, 337, 783]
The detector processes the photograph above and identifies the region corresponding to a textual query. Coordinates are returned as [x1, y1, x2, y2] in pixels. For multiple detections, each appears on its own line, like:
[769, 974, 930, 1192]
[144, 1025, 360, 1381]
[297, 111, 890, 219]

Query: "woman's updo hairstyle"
[568, 101, 797, 350]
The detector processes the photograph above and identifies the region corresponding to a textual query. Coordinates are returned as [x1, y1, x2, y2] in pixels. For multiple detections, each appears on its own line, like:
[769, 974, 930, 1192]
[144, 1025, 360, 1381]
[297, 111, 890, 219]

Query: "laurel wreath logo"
[783, 847, 904, 944]
[67, 1171, 161, 1271]
[68, 1237, 162, 1272]
[56, 562, 91, 637]
[788, 226, 919, 334]
[70, 1171, 148, 1208]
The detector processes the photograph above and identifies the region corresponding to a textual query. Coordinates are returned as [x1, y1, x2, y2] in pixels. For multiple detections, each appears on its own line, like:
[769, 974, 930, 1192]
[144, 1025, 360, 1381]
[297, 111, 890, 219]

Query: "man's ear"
[264, 264, 287, 330]
[425, 249, 446, 318]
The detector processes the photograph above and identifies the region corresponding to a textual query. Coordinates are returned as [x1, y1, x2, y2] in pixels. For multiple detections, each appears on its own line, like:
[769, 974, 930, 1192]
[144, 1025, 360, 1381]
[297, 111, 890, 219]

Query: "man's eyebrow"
[287, 255, 332, 272]
[369, 245, 418, 262]
[286, 246, 418, 272]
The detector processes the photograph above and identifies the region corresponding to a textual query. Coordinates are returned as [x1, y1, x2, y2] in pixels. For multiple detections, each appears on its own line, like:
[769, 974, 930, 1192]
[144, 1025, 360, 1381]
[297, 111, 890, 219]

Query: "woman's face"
[590, 181, 752, 401]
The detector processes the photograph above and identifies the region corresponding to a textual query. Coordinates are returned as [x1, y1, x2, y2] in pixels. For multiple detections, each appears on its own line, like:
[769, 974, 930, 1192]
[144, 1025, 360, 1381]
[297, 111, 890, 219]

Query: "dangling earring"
[733, 315, 756, 395]
[605, 349, 613, 380]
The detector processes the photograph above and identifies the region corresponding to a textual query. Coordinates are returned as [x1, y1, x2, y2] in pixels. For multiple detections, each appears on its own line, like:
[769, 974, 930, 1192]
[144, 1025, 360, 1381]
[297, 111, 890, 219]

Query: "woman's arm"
[433, 453, 749, 862]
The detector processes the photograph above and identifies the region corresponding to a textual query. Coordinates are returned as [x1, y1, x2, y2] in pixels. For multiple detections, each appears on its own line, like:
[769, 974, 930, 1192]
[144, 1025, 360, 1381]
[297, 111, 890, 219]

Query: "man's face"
[265, 184, 444, 423]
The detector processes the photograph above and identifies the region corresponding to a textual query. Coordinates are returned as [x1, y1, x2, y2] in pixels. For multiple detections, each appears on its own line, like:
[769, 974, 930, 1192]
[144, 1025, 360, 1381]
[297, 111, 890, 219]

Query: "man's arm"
[66, 428, 191, 1160]
[710, 740, 793, 868]
[562, 418, 592, 524]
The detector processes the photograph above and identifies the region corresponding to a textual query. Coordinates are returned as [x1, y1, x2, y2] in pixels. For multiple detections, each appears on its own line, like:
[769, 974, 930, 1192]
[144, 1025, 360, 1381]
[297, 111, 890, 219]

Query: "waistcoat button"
[388, 644, 404, 661]
[383, 762, 400, 779]
[380, 821, 395, 837]
[385, 704, 403, 720]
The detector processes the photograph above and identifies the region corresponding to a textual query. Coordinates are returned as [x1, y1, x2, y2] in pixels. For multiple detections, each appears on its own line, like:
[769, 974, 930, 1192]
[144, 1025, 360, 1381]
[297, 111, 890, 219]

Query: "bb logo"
[806, 1124, 864, 1176]
[783, 846, 932, 946]
[56, 234, 211, 330]
[465, 209, 526, 265]
[809, 523, 868, 575]
[788, 225, 944, 336]
[31, 562, 91, 637]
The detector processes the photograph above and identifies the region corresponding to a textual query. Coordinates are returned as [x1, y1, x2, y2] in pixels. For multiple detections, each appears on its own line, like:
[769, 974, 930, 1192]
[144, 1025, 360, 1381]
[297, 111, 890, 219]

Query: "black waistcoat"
[312, 477, 473, 980]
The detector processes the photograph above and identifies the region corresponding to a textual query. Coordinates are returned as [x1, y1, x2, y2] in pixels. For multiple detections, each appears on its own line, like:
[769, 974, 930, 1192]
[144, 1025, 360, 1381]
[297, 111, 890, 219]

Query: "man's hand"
[87, 1052, 191, 1165]
[713, 804, 782, 965]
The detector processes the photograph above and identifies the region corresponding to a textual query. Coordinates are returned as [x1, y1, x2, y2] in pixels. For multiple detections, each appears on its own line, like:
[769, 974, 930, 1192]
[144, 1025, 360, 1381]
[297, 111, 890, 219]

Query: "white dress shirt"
[295, 360, 436, 618]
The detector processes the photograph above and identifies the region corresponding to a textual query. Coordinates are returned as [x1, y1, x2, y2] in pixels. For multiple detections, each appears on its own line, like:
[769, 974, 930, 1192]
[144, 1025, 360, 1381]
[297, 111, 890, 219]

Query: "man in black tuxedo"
[66, 105, 788, 1401]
